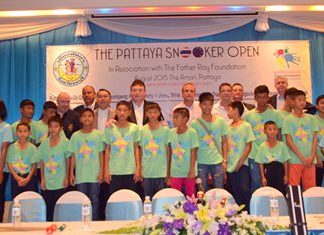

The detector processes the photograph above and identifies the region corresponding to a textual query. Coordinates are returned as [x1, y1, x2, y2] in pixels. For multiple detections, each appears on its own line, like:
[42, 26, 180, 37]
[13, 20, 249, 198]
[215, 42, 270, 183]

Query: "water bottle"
[12, 199, 21, 227]
[81, 199, 91, 230]
[196, 177, 206, 205]
[270, 195, 279, 223]
[143, 196, 152, 216]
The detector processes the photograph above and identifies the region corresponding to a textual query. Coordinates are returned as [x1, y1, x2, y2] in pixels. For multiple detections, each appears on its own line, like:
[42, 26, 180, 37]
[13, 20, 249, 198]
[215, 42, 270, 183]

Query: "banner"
[46, 40, 312, 120]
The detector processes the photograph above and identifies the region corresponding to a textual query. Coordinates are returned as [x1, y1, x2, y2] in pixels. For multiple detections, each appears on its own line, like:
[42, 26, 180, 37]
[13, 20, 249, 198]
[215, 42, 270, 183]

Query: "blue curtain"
[0, 19, 323, 123]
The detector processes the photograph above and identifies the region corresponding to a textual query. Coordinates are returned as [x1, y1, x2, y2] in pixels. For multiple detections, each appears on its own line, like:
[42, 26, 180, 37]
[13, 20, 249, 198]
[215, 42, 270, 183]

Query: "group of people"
[0, 77, 323, 222]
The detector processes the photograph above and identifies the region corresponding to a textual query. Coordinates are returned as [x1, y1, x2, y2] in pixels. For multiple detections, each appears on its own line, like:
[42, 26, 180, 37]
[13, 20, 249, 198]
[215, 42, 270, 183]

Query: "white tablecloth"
[0, 214, 323, 234]
[0, 220, 134, 234]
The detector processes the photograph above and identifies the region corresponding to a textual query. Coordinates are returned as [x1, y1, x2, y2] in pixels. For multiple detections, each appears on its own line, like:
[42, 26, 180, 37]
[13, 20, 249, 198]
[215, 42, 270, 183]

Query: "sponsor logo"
[53, 51, 89, 86]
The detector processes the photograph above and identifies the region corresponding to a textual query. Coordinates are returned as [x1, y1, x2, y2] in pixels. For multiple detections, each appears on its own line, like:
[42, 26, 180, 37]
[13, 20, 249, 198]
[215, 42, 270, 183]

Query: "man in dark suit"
[269, 76, 316, 114]
[56, 92, 81, 139]
[232, 83, 255, 113]
[129, 79, 164, 126]
[73, 85, 98, 114]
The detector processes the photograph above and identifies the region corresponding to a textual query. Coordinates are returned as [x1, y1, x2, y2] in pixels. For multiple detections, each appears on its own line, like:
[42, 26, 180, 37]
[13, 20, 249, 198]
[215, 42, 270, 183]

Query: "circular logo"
[193, 47, 204, 58]
[53, 51, 89, 87]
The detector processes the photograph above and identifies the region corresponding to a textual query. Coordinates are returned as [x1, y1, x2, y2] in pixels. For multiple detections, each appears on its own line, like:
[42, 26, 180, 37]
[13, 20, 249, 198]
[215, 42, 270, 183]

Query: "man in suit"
[232, 83, 255, 113]
[74, 85, 98, 114]
[56, 92, 81, 139]
[269, 76, 316, 114]
[93, 88, 116, 132]
[129, 79, 164, 126]
[93, 88, 116, 220]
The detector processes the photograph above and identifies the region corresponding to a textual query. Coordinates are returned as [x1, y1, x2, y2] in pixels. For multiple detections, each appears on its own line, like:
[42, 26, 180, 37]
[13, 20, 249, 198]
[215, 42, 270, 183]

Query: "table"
[0, 220, 134, 234]
[0, 215, 323, 234]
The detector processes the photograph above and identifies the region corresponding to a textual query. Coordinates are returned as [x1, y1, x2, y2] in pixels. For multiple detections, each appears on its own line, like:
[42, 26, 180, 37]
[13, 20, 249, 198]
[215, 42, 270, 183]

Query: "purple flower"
[226, 209, 237, 217]
[163, 222, 173, 230]
[218, 223, 232, 235]
[166, 229, 175, 235]
[203, 232, 210, 235]
[172, 219, 184, 230]
[183, 201, 198, 214]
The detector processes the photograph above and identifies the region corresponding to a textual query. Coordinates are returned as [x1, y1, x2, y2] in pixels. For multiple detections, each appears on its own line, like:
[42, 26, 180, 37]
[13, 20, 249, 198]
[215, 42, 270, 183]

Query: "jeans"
[76, 183, 100, 221]
[227, 165, 251, 212]
[198, 163, 223, 191]
[143, 178, 166, 199]
[248, 158, 261, 193]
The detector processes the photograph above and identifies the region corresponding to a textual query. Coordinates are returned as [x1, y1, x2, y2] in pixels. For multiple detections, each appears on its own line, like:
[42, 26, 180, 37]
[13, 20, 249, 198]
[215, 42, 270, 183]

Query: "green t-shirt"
[319, 135, 324, 155]
[243, 108, 282, 159]
[68, 129, 105, 184]
[37, 137, 70, 190]
[255, 141, 290, 164]
[34, 120, 49, 145]
[0, 122, 13, 172]
[315, 115, 324, 161]
[11, 120, 37, 142]
[6, 142, 37, 175]
[104, 123, 140, 175]
[139, 125, 170, 178]
[191, 117, 228, 165]
[169, 127, 199, 177]
[282, 114, 319, 164]
[227, 121, 255, 173]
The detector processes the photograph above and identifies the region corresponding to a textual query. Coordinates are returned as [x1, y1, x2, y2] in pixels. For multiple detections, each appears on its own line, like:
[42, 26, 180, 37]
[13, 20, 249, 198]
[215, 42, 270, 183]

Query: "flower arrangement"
[101, 194, 287, 235]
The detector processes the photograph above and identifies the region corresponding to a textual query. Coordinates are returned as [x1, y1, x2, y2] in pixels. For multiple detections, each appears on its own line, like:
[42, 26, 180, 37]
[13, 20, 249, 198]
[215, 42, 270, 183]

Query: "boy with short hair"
[243, 85, 282, 193]
[104, 100, 141, 196]
[256, 121, 290, 195]
[315, 95, 324, 186]
[169, 107, 199, 197]
[69, 108, 105, 220]
[7, 123, 38, 198]
[283, 90, 319, 190]
[11, 99, 37, 142]
[139, 103, 170, 199]
[227, 101, 255, 211]
[35, 101, 58, 145]
[191, 92, 228, 191]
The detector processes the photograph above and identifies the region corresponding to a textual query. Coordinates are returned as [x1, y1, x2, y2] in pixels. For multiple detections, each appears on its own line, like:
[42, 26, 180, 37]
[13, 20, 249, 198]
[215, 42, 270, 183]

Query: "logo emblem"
[274, 47, 300, 68]
[53, 51, 89, 86]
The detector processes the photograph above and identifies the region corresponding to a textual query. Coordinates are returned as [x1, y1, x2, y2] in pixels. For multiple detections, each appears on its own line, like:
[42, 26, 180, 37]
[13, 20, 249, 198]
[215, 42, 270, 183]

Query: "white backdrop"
[46, 40, 312, 120]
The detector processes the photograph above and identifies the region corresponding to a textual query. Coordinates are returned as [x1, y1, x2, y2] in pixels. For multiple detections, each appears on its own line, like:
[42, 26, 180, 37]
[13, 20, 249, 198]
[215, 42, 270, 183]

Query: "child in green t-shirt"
[104, 100, 141, 197]
[11, 99, 37, 143]
[315, 95, 324, 186]
[243, 85, 282, 193]
[283, 90, 319, 191]
[139, 103, 170, 199]
[38, 116, 70, 221]
[256, 121, 290, 195]
[191, 92, 228, 191]
[170, 107, 199, 197]
[0, 100, 12, 223]
[35, 101, 58, 145]
[68, 108, 104, 220]
[227, 101, 255, 211]
[7, 122, 37, 198]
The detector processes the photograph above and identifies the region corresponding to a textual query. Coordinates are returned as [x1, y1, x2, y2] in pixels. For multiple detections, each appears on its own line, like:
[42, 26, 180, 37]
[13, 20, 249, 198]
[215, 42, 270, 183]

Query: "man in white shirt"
[212, 82, 233, 123]
[74, 85, 98, 114]
[232, 83, 255, 114]
[93, 89, 116, 132]
[268, 76, 288, 110]
[172, 82, 201, 125]
[129, 79, 164, 126]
